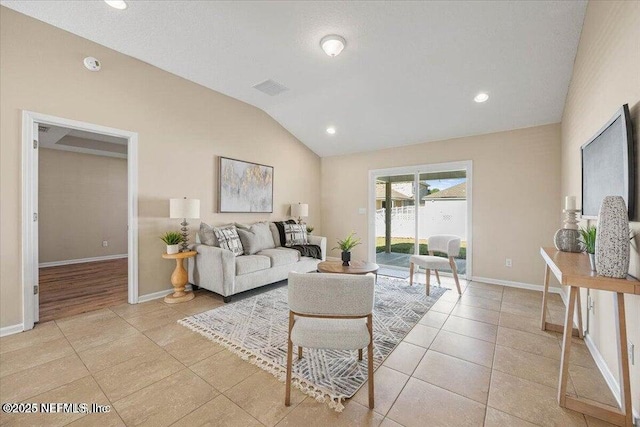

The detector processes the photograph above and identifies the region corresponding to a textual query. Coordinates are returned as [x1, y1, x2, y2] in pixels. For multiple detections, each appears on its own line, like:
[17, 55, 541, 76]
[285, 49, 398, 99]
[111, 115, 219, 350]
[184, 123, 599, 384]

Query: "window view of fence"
[375, 171, 467, 275]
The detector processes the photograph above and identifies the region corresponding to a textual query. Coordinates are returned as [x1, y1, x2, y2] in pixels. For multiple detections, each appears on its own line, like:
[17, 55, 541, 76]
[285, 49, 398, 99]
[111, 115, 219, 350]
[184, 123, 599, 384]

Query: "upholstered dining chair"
[285, 272, 376, 409]
[409, 234, 463, 296]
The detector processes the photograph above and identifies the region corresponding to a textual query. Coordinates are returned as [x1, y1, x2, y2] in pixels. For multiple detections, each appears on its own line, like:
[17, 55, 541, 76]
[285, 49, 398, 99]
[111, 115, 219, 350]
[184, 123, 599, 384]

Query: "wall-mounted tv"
[581, 104, 635, 219]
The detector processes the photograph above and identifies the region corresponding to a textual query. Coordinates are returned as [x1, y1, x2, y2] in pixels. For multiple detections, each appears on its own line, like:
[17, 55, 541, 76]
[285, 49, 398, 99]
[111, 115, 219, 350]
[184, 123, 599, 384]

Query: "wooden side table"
[539, 247, 639, 427]
[162, 251, 197, 304]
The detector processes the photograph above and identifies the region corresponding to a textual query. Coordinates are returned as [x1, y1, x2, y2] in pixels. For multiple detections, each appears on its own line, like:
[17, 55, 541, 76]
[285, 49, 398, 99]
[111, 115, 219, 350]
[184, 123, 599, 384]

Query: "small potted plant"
[333, 232, 361, 266]
[579, 225, 597, 271]
[306, 225, 314, 235]
[161, 231, 183, 255]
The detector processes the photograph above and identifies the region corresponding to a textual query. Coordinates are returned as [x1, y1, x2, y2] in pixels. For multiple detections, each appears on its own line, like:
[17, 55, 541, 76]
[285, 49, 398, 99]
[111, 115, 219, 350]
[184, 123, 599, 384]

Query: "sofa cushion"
[284, 223, 308, 246]
[235, 255, 271, 275]
[198, 222, 220, 247]
[236, 222, 275, 255]
[213, 225, 244, 256]
[269, 223, 282, 248]
[257, 248, 300, 267]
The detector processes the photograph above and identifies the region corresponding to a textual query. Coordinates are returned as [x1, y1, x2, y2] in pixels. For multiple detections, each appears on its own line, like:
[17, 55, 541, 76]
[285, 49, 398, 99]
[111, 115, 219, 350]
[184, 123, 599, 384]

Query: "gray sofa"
[188, 231, 326, 303]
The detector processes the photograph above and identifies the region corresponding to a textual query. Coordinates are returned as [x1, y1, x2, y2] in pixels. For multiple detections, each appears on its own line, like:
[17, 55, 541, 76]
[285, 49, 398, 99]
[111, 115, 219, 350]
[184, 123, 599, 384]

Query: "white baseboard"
[584, 333, 639, 424]
[470, 276, 562, 294]
[39, 254, 128, 268]
[138, 285, 192, 303]
[0, 323, 24, 337]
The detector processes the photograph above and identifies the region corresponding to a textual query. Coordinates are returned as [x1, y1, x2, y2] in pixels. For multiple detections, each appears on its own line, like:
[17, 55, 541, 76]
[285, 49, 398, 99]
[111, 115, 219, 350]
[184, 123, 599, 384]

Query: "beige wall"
[321, 123, 562, 286]
[0, 7, 321, 327]
[39, 148, 128, 263]
[560, 0, 640, 411]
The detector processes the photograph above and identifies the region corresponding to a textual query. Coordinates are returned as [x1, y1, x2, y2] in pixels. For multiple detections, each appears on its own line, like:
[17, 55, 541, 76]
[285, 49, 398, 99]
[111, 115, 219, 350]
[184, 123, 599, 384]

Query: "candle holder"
[554, 209, 582, 252]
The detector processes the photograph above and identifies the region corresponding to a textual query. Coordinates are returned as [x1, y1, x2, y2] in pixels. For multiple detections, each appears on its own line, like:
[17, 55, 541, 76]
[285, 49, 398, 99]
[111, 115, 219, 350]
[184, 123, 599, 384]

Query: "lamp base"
[179, 219, 189, 252]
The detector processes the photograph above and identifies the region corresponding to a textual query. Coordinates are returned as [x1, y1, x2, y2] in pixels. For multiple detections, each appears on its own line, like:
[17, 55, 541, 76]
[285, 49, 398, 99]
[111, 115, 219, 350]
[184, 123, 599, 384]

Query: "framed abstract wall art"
[219, 157, 274, 213]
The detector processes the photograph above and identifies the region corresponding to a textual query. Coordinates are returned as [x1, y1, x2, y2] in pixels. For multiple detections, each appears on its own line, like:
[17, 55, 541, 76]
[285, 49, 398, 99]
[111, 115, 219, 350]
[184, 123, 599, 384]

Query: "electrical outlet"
[505, 258, 512, 268]
[102, 240, 108, 247]
[358, 208, 366, 215]
[587, 295, 595, 313]
[629, 341, 635, 366]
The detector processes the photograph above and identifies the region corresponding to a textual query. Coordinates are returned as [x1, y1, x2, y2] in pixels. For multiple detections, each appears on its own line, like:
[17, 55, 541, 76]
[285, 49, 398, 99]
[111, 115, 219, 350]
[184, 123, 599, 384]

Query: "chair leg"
[285, 312, 294, 406]
[367, 314, 374, 409]
[298, 346, 303, 360]
[449, 256, 462, 295]
[359, 349, 363, 361]
[434, 269, 441, 285]
[425, 268, 431, 296]
[409, 262, 414, 286]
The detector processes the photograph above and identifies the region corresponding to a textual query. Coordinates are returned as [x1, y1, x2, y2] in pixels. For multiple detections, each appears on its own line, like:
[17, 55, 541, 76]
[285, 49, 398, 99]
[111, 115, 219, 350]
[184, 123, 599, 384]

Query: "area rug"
[377, 267, 411, 279]
[179, 276, 446, 411]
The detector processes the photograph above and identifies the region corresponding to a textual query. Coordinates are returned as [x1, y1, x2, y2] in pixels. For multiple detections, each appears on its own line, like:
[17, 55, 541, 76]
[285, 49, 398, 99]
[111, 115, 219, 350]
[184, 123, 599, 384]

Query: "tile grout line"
[54, 319, 126, 426]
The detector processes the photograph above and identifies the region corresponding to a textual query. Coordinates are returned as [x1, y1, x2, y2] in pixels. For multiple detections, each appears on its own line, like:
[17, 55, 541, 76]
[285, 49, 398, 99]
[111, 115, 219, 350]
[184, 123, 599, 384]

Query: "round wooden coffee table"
[317, 260, 379, 282]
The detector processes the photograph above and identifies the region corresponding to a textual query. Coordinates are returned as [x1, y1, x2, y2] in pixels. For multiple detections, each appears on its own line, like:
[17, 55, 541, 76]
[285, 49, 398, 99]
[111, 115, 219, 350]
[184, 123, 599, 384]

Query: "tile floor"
[0, 277, 621, 426]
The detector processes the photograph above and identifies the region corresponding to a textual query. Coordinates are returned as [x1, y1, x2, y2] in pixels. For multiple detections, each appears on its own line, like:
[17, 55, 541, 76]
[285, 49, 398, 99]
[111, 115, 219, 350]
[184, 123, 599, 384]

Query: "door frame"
[367, 160, 473, 278]
[21, 111, 139, 331]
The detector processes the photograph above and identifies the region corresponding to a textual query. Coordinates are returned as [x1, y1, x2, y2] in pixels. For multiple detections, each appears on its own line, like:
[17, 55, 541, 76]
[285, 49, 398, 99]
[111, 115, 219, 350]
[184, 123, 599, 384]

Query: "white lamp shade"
[291, 203, 309, 218]
[170, 198, 200, 219]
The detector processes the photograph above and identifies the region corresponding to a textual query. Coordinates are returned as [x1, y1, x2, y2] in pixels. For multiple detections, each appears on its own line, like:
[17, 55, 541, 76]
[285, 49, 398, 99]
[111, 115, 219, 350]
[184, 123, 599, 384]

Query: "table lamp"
[291, 202, 308, 224]
[170, 197, 200, 252]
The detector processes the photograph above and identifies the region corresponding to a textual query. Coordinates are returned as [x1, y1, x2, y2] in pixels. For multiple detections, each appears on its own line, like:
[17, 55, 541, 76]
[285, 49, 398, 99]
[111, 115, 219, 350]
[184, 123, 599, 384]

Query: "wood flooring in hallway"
[38, 258, 128, 323]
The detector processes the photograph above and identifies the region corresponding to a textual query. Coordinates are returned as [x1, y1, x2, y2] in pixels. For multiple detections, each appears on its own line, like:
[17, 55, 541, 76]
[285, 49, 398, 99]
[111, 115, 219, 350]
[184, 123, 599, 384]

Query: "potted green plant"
[579, 225, 597, 271]
[161, 231, 183, 255]
[306, 225, 314, 235]
[333, 232, 361, 266]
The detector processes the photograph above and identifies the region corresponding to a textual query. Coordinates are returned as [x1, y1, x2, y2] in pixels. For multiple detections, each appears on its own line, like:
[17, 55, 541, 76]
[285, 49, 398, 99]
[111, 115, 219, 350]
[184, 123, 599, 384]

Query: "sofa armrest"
[188, 244, 236, 296]
[308, 235, 327, 261]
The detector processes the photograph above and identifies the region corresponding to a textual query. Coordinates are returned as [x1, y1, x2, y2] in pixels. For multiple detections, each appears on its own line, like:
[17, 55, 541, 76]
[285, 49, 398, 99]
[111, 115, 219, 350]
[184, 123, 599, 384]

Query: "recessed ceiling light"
[105, 0, 127, 10]
[474, 93, 489, 103]
[326, 127, 336, 135]
[320, 35, 346, 57]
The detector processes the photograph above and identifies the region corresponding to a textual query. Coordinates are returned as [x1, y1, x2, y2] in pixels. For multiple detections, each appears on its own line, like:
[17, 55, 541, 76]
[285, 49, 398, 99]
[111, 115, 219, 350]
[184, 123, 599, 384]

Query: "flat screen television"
[581, 104, 635, 219]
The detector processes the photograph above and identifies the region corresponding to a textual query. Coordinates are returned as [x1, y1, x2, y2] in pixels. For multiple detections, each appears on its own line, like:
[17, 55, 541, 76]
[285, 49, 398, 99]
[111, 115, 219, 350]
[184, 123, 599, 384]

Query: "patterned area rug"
[179, 276, 446, 411]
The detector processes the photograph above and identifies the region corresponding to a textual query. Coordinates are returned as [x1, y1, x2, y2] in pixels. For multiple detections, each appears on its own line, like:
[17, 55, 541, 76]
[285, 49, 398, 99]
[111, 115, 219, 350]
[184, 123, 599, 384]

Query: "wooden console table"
[539, 247, 639, 427]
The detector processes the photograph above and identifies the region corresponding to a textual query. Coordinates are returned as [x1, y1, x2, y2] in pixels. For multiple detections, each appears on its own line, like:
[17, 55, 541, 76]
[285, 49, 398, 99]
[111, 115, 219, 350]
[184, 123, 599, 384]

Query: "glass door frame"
[367, 160, 473, 279]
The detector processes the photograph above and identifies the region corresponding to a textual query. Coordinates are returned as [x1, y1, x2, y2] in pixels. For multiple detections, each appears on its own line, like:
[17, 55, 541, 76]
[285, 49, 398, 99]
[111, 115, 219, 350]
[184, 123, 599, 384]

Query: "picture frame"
[218, 156, 274, 213]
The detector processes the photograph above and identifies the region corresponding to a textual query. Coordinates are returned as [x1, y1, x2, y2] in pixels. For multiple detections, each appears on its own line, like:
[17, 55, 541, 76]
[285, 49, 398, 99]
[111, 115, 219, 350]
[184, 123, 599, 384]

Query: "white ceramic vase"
[595, 196, 630, 278]
[166, 244, 180, 255]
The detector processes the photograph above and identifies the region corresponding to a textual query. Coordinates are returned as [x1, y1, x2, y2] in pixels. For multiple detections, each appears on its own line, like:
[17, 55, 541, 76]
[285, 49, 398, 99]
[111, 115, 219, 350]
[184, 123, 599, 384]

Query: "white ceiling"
[2, 1, 587, 157]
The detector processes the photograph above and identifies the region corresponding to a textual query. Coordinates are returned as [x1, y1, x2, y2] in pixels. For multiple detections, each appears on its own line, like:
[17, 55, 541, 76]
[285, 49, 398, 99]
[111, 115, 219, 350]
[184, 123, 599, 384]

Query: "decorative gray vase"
[554, 229, 582, 253]
[595, 196, 630, 278]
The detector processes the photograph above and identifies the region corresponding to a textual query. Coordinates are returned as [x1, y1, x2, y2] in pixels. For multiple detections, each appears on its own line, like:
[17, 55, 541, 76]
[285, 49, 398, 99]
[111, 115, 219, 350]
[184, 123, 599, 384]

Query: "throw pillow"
[213, 225, 244, 256]
[269, 223, 281, 248]
[284, 223, 308, 247]
[198, 222, 219, 247]
[236, 222, 276, 255]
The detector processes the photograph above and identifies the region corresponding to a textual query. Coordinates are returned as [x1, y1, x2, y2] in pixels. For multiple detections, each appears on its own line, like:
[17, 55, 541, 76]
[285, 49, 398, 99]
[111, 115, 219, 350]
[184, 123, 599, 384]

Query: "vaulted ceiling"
[1, 1, 587, 157]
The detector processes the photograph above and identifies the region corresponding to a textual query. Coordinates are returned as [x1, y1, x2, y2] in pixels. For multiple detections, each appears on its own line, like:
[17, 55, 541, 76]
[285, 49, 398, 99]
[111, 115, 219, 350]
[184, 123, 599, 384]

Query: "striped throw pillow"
[213, 225, 244, 256]
[283, 223, 308, 247]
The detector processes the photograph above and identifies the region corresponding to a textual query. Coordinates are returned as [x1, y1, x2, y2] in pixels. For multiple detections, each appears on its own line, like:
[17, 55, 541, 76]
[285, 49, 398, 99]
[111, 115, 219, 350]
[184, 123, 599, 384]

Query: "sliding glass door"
[375, 174, 416, 269]
[371, 162, 471, 278]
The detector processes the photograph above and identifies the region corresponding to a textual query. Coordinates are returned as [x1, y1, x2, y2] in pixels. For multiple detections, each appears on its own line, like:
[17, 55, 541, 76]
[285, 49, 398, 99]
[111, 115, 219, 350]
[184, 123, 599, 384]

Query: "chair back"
[427, 235, 461, 257]
[288, 272, 375, 317]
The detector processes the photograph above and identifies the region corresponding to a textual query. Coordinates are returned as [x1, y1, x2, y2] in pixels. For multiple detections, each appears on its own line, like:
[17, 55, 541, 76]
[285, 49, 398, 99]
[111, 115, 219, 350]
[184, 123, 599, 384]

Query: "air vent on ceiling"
[38, 125, 50, 133]
[253, 79, 289, 96]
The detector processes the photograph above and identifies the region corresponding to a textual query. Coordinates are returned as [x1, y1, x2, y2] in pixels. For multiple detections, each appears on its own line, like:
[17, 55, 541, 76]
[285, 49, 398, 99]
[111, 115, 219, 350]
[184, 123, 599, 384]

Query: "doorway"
[22, 111, 139, 330]
[368, 161, 472, 278]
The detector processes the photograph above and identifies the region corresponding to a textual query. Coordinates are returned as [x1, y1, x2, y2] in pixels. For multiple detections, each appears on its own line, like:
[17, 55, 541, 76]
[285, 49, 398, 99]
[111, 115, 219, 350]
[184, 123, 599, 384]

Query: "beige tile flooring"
[0, 277, 621, 426]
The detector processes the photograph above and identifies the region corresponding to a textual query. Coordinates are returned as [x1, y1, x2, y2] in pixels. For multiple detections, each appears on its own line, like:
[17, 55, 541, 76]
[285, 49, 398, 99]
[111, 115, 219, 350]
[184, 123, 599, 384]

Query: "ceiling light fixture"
[474, 93, 489, 103]
[326, 127, 336, 135]
[105, 0, 127, 10]
[320, 35, 346, 57]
